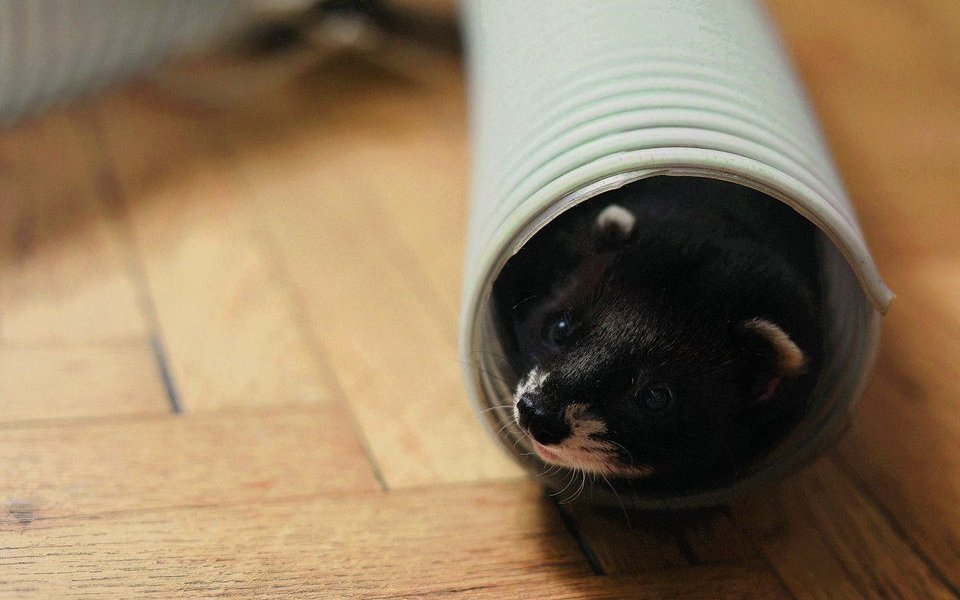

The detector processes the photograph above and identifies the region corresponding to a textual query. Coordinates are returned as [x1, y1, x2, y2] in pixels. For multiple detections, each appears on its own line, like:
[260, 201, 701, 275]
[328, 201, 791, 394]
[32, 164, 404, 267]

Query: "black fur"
[494, 176, 824, 489]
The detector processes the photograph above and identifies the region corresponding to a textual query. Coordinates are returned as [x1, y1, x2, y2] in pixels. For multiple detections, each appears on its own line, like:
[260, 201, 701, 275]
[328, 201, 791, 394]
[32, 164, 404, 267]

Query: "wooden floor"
[2, 1, 959, 598]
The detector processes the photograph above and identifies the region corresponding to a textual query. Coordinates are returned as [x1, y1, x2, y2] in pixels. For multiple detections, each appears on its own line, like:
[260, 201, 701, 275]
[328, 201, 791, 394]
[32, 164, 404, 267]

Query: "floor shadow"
[0, 26, 464, 271]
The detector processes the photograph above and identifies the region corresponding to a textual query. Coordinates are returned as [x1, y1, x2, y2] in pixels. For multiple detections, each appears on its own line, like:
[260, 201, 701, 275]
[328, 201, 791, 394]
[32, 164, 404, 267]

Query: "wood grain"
[0, 0, 957, 596]
[564, 502, 756, 574]
[1, 483, 587, 597]
[315, 48, 470, 323]
[0, 405, 379, 521]
[0, 342, 167, 423]
[88, 92, 336, 413]
[0, 482, 787, 600]
[200, 52, 522, 488]
[732, 457, 955, 599]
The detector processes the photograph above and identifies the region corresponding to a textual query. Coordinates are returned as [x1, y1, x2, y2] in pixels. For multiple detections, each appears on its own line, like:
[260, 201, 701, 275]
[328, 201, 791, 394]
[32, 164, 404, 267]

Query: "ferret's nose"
[517, 393, 570, 445]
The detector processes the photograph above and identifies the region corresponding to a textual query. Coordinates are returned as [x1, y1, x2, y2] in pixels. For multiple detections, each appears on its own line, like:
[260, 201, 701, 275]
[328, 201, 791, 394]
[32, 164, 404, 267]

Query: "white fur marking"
[595, 204, 636, 236]
[537, 370, 549, 387]
[514, 374, 653, 477]
[513, 367, 548, 422]
[514, 366, 547, 399]
[528, 403, 653, 477]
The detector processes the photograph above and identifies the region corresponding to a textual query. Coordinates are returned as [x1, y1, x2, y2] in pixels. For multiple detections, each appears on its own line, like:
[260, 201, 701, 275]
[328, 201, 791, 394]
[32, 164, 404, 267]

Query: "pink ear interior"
[756, 376, 782, 403]
[741, 319, 807, 403]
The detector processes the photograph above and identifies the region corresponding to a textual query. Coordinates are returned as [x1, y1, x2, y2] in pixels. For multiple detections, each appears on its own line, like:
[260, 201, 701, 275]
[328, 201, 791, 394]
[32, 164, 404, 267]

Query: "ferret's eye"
[543, 308, 577, 348]
[545, 319, 571, 346]
[636, 383, 674, 413]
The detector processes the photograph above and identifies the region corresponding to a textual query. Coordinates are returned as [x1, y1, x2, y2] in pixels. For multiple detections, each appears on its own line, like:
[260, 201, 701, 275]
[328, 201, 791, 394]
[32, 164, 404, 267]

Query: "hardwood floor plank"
[564, 502, 689, 573]
[318, 49, 470, 324]
[562, 502, 757, 574]
[0, 342, 168, 423]
[730, 457, 955, 600]
[204, 52, 522, 487]
[1, 0, 957, 596]
[834, 261, 960, 592]
[0, 405, 379, 521]
[0, 111, 148, 343]
[88, 92, 336, 412]
[0, 483, 586, 598]
[0, 482, 786, 599]
[376, 564, 788, 600]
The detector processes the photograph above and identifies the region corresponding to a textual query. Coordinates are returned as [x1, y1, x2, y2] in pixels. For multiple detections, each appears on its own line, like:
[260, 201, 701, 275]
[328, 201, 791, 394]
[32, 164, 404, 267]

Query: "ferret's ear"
[593, 204, 636, 250]
[736, 318, 807, 403]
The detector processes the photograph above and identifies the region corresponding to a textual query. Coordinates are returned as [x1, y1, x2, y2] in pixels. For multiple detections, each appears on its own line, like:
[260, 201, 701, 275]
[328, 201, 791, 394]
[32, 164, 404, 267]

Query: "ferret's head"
[513, 204, 810, 480]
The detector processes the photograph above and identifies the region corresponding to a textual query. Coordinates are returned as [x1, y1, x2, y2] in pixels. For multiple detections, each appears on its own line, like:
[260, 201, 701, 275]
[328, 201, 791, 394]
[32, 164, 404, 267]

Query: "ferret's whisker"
[551, 468, 579, 499]
[496, 418, 518, 439]
[457, 359, 513, 386]
[573, 467, 588, 503]
[607, 439, 636, 466]
[512, 431, 531, 449]
[575, 465, 588, 502]
[565, 467, 584, 503]
[470, 348, 511, 359]
[512, 294, 541, 310]
[598, 470, 632, 526]
[536, 463, 561, 478]
[560, 463, 588, 504]
[480, 403, 515, 414]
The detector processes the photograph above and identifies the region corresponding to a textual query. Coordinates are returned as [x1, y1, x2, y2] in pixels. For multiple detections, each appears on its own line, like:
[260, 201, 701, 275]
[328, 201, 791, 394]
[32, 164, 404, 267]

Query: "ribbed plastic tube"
[459, 0, 892, 508]
[0, 0, 244, 123]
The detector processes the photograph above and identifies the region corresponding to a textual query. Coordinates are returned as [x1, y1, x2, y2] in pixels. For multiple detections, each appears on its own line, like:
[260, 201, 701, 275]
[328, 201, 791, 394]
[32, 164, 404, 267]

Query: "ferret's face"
[511, 204, 807, 480]
[514, 291, 734, 479]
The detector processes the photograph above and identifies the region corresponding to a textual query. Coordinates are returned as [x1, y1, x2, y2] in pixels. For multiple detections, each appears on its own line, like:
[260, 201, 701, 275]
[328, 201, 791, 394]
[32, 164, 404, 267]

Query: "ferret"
[493, 176, 823, 489]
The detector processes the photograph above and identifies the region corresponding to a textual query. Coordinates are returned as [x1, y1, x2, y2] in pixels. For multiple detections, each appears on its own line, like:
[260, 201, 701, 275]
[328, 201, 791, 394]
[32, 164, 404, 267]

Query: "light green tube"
[459, 0, 890, 508]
